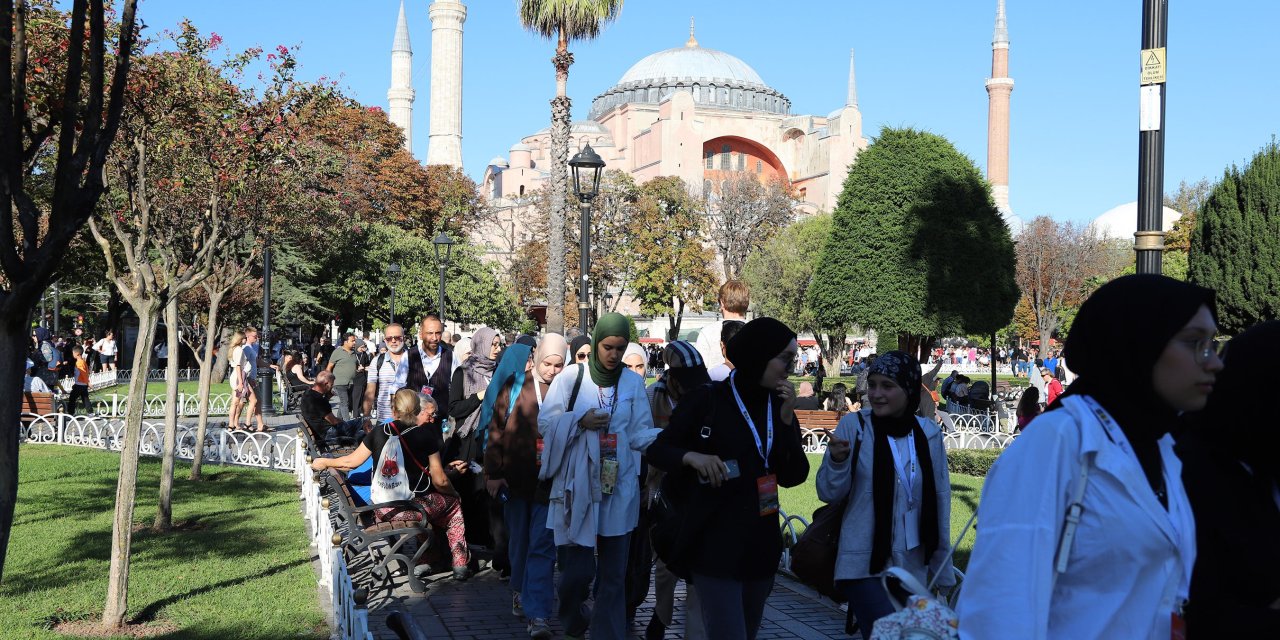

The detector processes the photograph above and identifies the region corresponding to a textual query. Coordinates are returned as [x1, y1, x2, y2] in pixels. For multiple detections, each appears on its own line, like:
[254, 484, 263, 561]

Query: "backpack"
[370, 422, 429, 503]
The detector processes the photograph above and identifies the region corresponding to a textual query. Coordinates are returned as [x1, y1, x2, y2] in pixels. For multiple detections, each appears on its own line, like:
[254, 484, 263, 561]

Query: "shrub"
[947, 448, 1002, 477]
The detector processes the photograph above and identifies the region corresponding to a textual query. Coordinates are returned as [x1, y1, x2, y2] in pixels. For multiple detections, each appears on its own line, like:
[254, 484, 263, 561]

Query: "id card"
[536, 438, 544, 467]
[601, 459, 619, 495]
[756, 474, 779, 516]
[600, 433, 618, 460]
[421, 385, 434, 397]
[905, 507, 921, 550]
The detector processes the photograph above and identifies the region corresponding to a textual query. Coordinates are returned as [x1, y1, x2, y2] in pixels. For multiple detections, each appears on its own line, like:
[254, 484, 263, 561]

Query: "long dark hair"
[826, 382, 849, 412]
[1016, 386, 1040, 419]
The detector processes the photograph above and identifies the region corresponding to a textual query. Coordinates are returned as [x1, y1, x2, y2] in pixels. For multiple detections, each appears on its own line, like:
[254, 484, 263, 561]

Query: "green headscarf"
[588, 312, 631, 387]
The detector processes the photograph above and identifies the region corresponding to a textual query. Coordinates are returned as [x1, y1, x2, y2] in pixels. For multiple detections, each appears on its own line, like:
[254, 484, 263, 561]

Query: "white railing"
[92, 393, 234, 418]
[798, 409, 1017, 453]
[924, 362, 1017, 376]
[19, 414, 297, 471]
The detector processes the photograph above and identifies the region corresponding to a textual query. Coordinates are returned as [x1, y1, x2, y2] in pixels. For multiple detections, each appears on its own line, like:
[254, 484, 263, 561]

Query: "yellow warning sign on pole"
[1141, 47, 1166, 84]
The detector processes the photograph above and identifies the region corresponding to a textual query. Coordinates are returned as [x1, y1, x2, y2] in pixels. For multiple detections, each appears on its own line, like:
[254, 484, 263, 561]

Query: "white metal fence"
[91, 393, 234, 418]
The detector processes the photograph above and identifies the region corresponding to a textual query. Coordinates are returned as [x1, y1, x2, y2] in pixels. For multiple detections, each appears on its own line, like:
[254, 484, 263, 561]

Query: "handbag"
[789, 412, 864, 602]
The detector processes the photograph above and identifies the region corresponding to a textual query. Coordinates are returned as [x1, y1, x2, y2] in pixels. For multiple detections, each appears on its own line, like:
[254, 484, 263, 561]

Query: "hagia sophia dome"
[588, 33, 791, 119]
[1091, 201, 1183, 240]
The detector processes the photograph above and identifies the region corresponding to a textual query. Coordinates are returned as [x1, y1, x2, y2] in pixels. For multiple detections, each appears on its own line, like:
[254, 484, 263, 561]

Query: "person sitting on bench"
[301, 371, 364, 446]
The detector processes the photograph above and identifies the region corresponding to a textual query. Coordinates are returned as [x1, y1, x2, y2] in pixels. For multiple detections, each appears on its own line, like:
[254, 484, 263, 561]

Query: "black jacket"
[647, 380, 810, 581]
[406, 343, 453, 414]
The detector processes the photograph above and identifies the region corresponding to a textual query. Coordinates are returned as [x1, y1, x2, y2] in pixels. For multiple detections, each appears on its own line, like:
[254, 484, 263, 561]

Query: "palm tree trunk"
[103, 299, 162, 628]
[190, 290, 224, 480]
[545, 29, 574, 334]
[155, 296, 180, 531]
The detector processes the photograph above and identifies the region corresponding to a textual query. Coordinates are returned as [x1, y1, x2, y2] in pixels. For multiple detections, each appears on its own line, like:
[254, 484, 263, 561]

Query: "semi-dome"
[1091, 201, 1183, 240]
[589, 27, 790, 119]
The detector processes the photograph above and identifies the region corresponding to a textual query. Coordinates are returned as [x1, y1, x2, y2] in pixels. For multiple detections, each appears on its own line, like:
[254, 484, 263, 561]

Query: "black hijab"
[725, 317, 796, 401]
[1058, 274, 1216, 508]
[866, 351, 939, 573]
[568, 335, 591, 364]
[1197, 321, 1280, 483]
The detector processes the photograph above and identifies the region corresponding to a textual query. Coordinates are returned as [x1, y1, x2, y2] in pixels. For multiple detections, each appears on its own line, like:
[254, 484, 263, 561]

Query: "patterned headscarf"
[868, 350, 922, 419]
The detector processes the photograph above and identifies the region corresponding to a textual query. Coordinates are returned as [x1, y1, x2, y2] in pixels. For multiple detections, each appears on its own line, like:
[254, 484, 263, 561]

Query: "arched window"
[518, 185, 525, 197]
[720, 144, 731, 170]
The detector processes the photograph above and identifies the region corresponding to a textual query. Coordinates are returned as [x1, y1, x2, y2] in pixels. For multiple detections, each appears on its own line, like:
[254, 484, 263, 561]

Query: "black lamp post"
[386, 263, 402, 325]
[259, 234, 276, 415]
[569, 144, 605, 336]
[604, 291, 614, 314]
[433, 232, 454, 327]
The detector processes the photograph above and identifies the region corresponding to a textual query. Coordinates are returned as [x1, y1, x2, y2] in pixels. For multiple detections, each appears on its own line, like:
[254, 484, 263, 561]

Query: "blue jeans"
[691, 573, 774, 640]
[838, 577, 895, 639]
[505, 497, 555, 620]
[558, 533, 630, 639]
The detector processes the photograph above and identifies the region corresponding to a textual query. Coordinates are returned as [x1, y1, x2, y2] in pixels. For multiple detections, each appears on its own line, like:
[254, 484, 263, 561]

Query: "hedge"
[946, 448, 1002, 477]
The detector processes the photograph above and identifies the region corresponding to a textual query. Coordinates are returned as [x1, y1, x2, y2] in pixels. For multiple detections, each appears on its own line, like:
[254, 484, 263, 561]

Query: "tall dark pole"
[578, 200, 592, 337]
[1136, 0, 1168, 274]
[259, 235, 276, 415]
[438, 264, 447, 327]
[389, 284, 397, 325]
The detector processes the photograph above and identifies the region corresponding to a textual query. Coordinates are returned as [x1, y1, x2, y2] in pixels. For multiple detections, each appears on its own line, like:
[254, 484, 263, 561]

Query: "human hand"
[486, 477, 508, 498]
[449, 460, 469, 473]
[578, 408, 610, 431]
[827, 435, 851, 463]
[775, 379, 798, 417]
[683, 452, 728, 487]
[476, 389, 485, 401]
[310, 458, 328, 472]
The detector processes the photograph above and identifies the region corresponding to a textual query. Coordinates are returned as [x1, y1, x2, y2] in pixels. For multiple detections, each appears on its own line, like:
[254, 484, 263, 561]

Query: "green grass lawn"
[91, 381, 233, 404]
[779, 454, 983, 571]
[3, 445, 325, 639]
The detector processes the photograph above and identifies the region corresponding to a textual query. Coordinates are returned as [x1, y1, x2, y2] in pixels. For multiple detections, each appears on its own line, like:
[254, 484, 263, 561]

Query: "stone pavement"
[359, 560, 852, 640]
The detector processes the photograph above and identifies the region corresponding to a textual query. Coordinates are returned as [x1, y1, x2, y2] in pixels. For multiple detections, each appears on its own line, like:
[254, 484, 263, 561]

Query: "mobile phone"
[699, 459, 741, 484]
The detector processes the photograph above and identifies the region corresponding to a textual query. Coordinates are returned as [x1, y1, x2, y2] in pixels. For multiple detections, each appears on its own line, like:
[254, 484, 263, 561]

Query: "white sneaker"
[527, 618, 552, 639]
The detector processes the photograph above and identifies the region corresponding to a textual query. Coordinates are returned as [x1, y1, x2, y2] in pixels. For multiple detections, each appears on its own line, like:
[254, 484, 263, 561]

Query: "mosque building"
[392, 1, 1017, 266]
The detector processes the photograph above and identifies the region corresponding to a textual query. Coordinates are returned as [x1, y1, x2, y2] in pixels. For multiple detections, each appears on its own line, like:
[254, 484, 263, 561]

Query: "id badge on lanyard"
[729, 372, 777, 516]
[890, 433, 921, 549]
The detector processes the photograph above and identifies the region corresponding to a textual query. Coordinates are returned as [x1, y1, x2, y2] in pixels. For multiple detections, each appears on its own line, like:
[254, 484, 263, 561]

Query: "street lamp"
[604, 291, 614, 313]
[386, 263, 402, 325]
[433, 232, 454, 327]
[569, 144, 605, 336]
[259, 233, 276, 415]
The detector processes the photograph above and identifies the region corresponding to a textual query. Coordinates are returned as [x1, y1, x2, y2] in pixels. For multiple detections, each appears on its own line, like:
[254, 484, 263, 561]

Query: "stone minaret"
[388, 1, 414, 152]
[985, 0, 1015, 223]
[427, 0, 466, 168]
[846, 48, 858, 107]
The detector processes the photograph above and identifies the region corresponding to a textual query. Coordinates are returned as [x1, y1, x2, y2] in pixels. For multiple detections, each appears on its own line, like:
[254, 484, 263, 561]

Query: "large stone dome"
[1091, 201, 1183, 240]
[589, 34, 790, 120]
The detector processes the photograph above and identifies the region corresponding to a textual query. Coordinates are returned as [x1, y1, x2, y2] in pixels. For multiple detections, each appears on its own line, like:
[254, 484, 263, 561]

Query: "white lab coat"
[957, 395, 1195, 640]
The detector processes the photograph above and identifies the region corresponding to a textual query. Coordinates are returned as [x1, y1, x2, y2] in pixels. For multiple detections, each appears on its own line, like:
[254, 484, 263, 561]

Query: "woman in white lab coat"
[957, 274, 1222, 640]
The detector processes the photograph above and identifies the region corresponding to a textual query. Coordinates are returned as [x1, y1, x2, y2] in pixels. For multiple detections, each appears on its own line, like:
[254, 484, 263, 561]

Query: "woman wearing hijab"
[646, 318, 811, 640]
[449, 327, 503, 550]
[622, 342, 648, 378]
[1177, 321, 1280, 635]
[568, 334, 591, 367]
[484, 334, 567, 640]
[538, 314, 661, 640]
[816, 350, 953, 638]
[957, 274, 1221, 639]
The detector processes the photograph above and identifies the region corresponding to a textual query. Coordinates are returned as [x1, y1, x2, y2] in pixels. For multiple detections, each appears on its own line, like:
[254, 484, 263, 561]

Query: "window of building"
[518, 185, 525, 197]
[736, 153, 745, 171]
[720, 144, 731, 171]
[799, 187, 807, 200]
[705, 150, 714, 169]
[756, 160, 763, 174]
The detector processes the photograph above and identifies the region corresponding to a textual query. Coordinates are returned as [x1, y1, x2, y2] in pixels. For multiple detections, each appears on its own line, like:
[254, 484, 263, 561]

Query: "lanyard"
[534, 378, 545, 407]
[887, 431, 918, 508]
[728, 371, 773, 471]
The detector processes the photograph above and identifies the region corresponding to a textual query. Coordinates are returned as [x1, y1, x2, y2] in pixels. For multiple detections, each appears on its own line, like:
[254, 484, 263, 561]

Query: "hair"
[229, 331, 246, 349]
[314, 370, 334, 386]
[392, 388, 421, 422]
[243, 326, 258, 335]
[341, 332, 355, 343]
[826, 382, 849, 412]
[718, 280, 750, 314]
[415, 392, 438, 411]
[1017, 386, 1041, 419]
[383, 323, 404, 336]
[720, 320, 746, 346]
[420, 315, 442, 329]
[72, 345, 83, 356]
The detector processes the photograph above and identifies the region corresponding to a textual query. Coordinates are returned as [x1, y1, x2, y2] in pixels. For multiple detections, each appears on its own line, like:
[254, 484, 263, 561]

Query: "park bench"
[794, 409, 842, 453]
[318, 468, 433, 594]
[299, 413, 359, 458]
[20, 391, 55, 423]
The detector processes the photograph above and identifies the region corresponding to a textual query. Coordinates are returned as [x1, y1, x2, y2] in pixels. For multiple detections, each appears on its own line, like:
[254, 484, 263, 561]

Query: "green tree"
[518, 0, 624, 334]
[742, 213, 847, 373]
[625, 176, 718, 340]
[808, 127, 1018, 360]
[1189, 140, 1280, 334]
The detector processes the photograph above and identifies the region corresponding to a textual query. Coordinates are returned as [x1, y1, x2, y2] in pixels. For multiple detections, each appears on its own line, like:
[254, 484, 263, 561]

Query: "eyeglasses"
[575, 353, 589, 361]
[1188, 336, 1226, 365]
[385, 335, 405, 342]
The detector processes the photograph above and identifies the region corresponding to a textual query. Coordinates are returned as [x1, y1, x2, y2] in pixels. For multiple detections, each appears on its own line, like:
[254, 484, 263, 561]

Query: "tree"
[808, 127, 1018, 360]
[1189, 140, 1280, 335]
[742, 213, 848, 374]
[518, 0, 624, 334]
[705, 172, 796, 280]
[1014, 216, 1110, 350]
[1164, 177, 1211, 252]
[0, 0, 138, 582]
[624, 177, 718, 340]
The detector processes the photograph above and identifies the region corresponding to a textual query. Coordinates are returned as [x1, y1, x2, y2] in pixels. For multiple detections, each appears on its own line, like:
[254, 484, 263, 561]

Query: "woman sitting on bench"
[312, 388, 472, 581]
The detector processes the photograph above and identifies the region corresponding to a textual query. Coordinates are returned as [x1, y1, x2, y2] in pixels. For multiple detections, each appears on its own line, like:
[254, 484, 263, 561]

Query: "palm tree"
[518, 0, 624, 334]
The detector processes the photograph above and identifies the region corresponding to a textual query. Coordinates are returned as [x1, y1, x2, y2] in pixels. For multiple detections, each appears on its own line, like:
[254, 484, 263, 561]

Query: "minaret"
[427, 0, 466, 168]
[388, 1, 414, 152]
[985, 0, 1015, 224]
[846, 48, 858, 107]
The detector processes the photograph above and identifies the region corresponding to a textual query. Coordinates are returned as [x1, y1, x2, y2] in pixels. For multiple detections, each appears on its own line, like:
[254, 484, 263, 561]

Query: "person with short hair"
[24, 358, 50, 393]
[694, 280, 750, 371]
[326, 333, 359, 420]
[300, 370, 364, 447]
[94, 330, 117, 372]
[363, 323, 411, 421]
[707, 320, 745, 382]
[68, 345, 91, 415]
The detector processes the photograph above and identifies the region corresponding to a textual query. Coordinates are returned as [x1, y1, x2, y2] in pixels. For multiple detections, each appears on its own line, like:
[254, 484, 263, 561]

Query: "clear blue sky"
[134, 0, 1279, 224]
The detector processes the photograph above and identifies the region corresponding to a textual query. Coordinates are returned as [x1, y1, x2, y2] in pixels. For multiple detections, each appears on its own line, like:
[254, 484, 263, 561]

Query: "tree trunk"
[103, 300, 162, 628]
[545, 31, 573, 335]
[819, 332, 846, 376]
[190, 291, 224, 480]
[212, 325, 231, 383]
[155, 297, 180, 531]
[0, 306, 34, 580]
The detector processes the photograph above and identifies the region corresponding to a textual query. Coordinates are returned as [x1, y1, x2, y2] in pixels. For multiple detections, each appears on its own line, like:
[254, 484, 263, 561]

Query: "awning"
[798, 339, 818, 347]
[638, 337, 664, 344]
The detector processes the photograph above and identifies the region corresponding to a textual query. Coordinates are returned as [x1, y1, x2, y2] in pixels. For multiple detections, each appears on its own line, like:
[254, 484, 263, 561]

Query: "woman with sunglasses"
[959, 275, 1221, 639]
[539, 314, 660, 640]
[1177, 321, 1280, 635]
[569, 335, 591, 365]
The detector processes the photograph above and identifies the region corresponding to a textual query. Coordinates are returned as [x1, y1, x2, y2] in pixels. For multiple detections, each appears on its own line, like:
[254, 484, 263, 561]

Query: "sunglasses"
[575, 353, 589, 361]
[385, 335, 405, 342]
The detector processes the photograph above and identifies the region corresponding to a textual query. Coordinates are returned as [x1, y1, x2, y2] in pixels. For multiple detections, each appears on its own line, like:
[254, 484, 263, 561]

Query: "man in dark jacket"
[405, 315, 452, 426]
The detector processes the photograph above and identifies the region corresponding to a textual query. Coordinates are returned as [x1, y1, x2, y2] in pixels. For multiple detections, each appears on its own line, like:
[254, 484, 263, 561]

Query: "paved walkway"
[357, 559, 851, 640]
